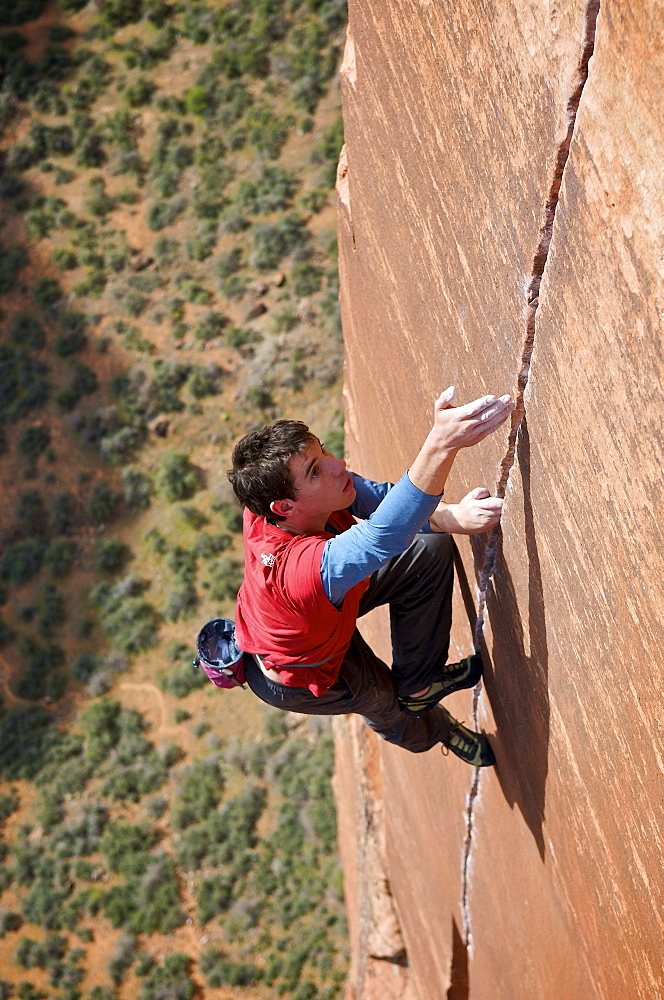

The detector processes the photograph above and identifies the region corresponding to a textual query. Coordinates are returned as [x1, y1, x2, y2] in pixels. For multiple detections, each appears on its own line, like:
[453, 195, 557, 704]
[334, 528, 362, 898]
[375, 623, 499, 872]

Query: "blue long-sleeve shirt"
[320, 472, 442, 605]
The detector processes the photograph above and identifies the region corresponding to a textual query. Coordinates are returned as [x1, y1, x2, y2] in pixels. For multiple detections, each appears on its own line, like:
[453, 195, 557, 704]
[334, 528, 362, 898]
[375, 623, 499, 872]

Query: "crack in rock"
[463, 0, 601, 954]
[474, 0, 601, 648]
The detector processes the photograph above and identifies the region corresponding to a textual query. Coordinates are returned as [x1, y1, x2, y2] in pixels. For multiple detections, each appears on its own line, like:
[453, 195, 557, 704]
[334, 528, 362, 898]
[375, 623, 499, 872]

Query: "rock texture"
[334, 2, 664, 998]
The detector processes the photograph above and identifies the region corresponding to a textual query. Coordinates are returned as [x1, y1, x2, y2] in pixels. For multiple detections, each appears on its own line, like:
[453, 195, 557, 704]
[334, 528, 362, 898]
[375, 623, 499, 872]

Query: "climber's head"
[228, 420, 316, 520]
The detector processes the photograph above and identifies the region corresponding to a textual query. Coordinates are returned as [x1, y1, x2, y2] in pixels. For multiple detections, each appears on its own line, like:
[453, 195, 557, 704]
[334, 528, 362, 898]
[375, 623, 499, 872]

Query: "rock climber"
[227, 386, 514, 767]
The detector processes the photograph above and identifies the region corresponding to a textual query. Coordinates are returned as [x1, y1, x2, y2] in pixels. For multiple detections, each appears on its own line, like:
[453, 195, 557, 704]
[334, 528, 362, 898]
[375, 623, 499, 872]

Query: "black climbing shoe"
[441, 716, 495, 767]
[398, 653, 483, 717]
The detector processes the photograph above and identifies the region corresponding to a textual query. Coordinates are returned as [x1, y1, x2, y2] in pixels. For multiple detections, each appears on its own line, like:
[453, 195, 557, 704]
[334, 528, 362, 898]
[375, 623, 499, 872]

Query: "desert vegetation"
[0, 0, 349, 995]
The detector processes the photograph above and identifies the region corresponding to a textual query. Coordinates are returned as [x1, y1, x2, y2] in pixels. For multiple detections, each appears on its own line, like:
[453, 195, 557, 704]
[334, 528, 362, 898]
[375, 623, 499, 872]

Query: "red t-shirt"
[235, 507, 370, 696]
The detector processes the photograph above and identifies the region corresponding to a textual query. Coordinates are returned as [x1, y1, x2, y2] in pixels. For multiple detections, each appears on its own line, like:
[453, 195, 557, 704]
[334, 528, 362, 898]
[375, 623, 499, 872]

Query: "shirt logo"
[260, 552, 275, 567]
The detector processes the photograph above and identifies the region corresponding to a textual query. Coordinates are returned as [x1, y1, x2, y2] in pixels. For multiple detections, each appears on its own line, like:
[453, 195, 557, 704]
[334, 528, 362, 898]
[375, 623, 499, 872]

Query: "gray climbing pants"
[244, 532, 456, 754]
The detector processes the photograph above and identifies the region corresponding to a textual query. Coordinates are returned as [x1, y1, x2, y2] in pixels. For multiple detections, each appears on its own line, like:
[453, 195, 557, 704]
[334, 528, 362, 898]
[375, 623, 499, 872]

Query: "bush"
[194, 311, 227, 343]
[235, 166, 299, 215]
[71, 652, 100, 684]
[251, 215, 310, 271]
[244, 104, 293, 159]
[291, 261, 323, 297]
[10, 313, 46, 350]
[0, 787, 19, 823]
[86, 481, 118, 525]
[16, 489, 47, 536]
[0, 619, 16, 648]
[146, 195, 187, 231]
[186, 364, 221, 399]
[93, 539, 131, 573]
[137, 954, 194, 1000]
[14, 636, 65, 701]
[34, 278, 62, 312]
[200, 948, 262, 988]
[122, 467, 152, 510]
[89, 576, 159, 656]
[37, 584, 66, 630]
[17, 425, 50, 462]
[0, 243, 28, 293]
[165, 584, 197, 622]
[52, 248, 78, 271]
[43, 538, 78, 581]
[155, 451, 199, 501]
[213, 247, 242, 280]
[124, 77, 156, 107]
[158, 661, 207, 698]
[0, 539, 43, 585]
[171, 757, 224, 830]
[48, 492, 76, 534]
[312, 115, 345, 187]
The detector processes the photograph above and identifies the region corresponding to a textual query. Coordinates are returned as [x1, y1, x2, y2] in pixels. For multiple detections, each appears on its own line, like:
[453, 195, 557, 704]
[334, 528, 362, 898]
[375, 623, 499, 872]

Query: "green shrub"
[71, 652, 100, 684]
[200, 947, 262, 988]
[52, 248, 78, 270]
[34, 277, 62, 312]
[0, 706, 61, 779]
[187, 364, 221, 398]
[213, 247, 242, 280]
[251, 215, 310, 271]
[219, 207, 249, 234]
[10, 313, 46, 350]
[158, 660, 207, 698]
[89, 576, 159, 655]
[0, 619, 16, 648]
[55, 361, 98, 411]
[14, 636, 65, 701]
[16, 489, 47, 536]
[235, 166, 299, 215]
[17, 425, 50, 463]
[122, 467, 152, 510]
[0, 243, 28, 295]
[100, 823, 158, 878]
[44, 538, 78, 580]
[124, 76, 156, 107]
[225, 326, 261, 352]
[171, 757, 224, 830]
[0, 787, 19, 824]
[85, 481, 118, 525]
[0, 539, 43, 585]
[0, 345, 50, 422]
[244, 103, 293, 159]
[93, 539, 132, 573]
[196, 876, 233, 923]
[146, 195, 187, 231]
[193, 311, 225, 343]
[137, 954, 194, 1000]
[184, 85, 207, 115]
[156, 451, 200, 501]
[207, 554, 242, 601]
[291, 261, 323, 297]
[48, 492, 76, 534]
[37, 584, 66, 630]
[312, 115, 345, 187]
[165, 584, 197, 622]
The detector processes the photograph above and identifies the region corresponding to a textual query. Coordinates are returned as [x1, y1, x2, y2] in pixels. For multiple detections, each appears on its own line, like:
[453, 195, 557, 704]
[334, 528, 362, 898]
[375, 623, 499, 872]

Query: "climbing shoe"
[441, 716, 496, 767]
[397, 653, 483, 717]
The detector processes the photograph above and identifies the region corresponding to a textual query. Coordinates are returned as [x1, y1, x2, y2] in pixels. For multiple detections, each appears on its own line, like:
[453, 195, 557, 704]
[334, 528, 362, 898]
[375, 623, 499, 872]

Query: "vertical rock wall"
[334, 2, 664, 998]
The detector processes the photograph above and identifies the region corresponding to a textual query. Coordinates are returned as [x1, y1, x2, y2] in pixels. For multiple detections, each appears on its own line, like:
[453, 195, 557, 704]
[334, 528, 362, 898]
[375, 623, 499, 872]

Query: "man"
[228, 385, 514, 767]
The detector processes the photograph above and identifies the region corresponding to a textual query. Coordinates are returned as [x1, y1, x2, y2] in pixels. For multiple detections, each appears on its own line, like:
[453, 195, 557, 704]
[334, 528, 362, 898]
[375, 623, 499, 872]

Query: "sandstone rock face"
[334, 2, 664, 998]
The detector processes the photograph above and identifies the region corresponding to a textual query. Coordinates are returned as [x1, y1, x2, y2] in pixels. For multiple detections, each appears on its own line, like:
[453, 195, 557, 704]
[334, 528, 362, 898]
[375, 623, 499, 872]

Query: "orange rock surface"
[334, 2, 664, 998]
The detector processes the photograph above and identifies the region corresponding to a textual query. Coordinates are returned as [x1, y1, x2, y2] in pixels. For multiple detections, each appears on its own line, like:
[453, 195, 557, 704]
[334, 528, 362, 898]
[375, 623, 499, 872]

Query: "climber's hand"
[430, 488, 503, 535]
[431, 386, 514, 452]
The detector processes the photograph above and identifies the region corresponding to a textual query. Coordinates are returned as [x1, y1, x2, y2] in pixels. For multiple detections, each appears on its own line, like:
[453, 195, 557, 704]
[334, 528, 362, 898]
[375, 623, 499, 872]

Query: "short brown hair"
[228, 420, 314, 519]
